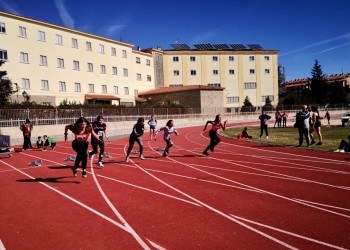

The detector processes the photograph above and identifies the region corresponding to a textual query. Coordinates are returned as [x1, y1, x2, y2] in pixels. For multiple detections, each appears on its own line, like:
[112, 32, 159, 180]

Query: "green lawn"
[222, 125, 350, 152]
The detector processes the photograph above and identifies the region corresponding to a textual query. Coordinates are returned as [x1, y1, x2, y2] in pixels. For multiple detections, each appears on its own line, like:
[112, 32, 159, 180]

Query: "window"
[249, 56, 255, 61]
[0, 22, 6, 33]
[72, 38, 78, 48]
[100, 65, 106, 74]
[20, 52, 29, 63]
[249, 69, 255, 74]
[208, 83, 221, 87]
[57, 58, 64, 68]
[101, 85, 107, 94]
[88, 84, 94, 93]
[169, 84, 183, 87]
[124, 87, 129, 95]
[86, 41, 92, 51]
[213, 70, 219, 75]
[99, 44, 105, 54]
[0, 49, 8, 60]
[59, 81, 66, 92]
[74, 82, 81, 92]
[262, 95, 274, 102]
[173, 56, 179, 62]
[38, 31, 46, 41]
[264, 56, 270, 61]
[122, 50, 127, 58]
[212, 56, 218, 61]
[174, 70, 180, 76]
[40, 55, 47, 66]
[137, 73, 142, 80]
[190, 70, 196, 76]
[244, 82, 256, 89]
[123, 68, 128, 77]
[111, 47, 116, 56]
[19, 26, 27, 38]
[73, 60, 80, 70]
[229, 56, 234, 61]
[113, 86, 118, 94]
[229, 69, 235, 75]
[87, 63, 93, 72]
[227, 96, 239, 103]
[22, 78, 30, 89]
[112, 66, 118, 75]
[136, 57, 141, 64]
[146, 59, 151, 66]
[265, 69, 270, 74]
[190, 56, 196, 62]
[41, 80, 49, 91]
[55, 34, 63, 45]
[147, 75, 151, 81]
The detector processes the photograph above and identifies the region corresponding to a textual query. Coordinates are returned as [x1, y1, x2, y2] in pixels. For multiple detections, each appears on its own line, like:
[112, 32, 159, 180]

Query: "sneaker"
[52, 146, 56, 150]
[340, 149, 345, 153]
[163, 151, 168, 157]
[266, 136, 269, 139]
[203, 151, 209, 156]
[88, 151, 93, 160]
[140, 155, 145, 160]
[71, 167, 77, 177]
[97, 161, 104, 167]
[82, 171, 87, 178]
[125, 156, 130, 162]
[316, 142, 322, 145]
[310, 140, 316, 145]
[334, 149, 340, 152]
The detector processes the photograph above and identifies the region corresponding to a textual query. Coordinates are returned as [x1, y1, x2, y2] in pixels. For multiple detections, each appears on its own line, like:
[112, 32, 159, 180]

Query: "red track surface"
[1, 124, 350, 250]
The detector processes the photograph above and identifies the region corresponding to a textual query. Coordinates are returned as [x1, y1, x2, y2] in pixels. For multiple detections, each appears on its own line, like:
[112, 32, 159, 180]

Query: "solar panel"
[194, 43, 214, 50]
[230, 44, 247, 50]
[212, 44, 230, 50]
[247, 44, 263, 50]
[170, 44, 191, 50]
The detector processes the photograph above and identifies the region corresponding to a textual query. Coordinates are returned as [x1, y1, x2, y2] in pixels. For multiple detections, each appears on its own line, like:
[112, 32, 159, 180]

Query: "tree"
[310, 59, 327, 104]
[241, 96, 255, 112]
[0, 60, 18, 105]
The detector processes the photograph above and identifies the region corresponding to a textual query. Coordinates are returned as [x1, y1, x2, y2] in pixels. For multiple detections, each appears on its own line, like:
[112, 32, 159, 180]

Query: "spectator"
[237, 127, 252, 139]
[20, 118, 33, 150]
[148, 115, 157, 141]
[282, 111, 288, 127]
[36, 136, 44, 149]
[334, 135, 350, 153]
[274, 110, 282, 128]
[43, 135, 56, 150]
[295, 105, 311, 147]
[259, 111, 271, 139]
[309, 106, 323, 145]
[324, 111, 331, 125]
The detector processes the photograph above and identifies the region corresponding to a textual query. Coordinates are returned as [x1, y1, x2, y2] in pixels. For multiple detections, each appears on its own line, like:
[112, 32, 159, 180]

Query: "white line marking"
[230, 214, 347, 250]
[147, 239, 167, 250]
[293, 199, 350, 212]
[0, 239, 6, 250]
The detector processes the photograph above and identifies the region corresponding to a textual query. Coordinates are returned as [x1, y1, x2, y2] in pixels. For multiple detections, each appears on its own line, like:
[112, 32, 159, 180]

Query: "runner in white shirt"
[156, 119, 179, 157]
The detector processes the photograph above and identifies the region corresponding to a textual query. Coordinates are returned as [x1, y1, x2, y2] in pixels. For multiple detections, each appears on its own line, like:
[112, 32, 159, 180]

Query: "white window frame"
[190, 56, 196, 62]
[124, 87, 129, 95]
[122, 50, 127, 58]
[113, 86, 118, 94]
[173, 56, 179, 62]
[87, 63, 93, 72]
[88, 83, 95, 93]
[20, 52, 29, 63]
[213, 70, 219, 75]
[265, 69, 270, 74]
[227, 96, 239, 103]
[147, 75, 151, 82]
[55, 34, 63, 45]
[72, 38, 78, 48]
[123, 68, 128, 77]
[38, 31, 46, 42]
[112, 66, 118, 75]
[190, 70, 196, 76]
[100, 65, 106, 74]
[41, 80, 49, 91]
[99, 44, 105, 54]
[0, 22, 6, 33]
[19, 26, 27, 38]
[249, 69, 255, 75]
[74, 82, 81, 92]
[229, 56, 234, 61]
[229, 69, 235, 75]
[57, 58, 64, 68]
[136, 57, 141, 64]
[101, 85, 107, 94]
[0, 49, 8, 60]
[59, 81, 66, 92]
[264, 56, 270, 61]
[244, 82, 257, 89]
[111, 47, 116, 56]
[174, 70, 180, 76]
[249, 56, 255, 61]
[40, 55, 47, 66]
[146, 59, 151, 66]
[22, 78, 30, 89]
[73, 60, 80, 70]
[86, 41, 92, 51]
[212, 56, 218, 62]
[137, 73, 142, 81]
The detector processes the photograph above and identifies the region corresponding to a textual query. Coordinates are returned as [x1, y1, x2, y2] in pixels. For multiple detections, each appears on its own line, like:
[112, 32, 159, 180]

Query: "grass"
[222, 125, 350, 152]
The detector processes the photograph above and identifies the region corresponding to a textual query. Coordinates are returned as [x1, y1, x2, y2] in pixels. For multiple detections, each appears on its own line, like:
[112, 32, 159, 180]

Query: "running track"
[0, 124, 349, 250]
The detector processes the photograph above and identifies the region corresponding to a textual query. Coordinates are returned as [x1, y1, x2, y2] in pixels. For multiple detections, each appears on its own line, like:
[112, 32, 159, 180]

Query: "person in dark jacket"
[295, 105, 311, 147]
[89, 116, 107, 167]
[258, 111, 271, 139]
[125, 118, 145, 162]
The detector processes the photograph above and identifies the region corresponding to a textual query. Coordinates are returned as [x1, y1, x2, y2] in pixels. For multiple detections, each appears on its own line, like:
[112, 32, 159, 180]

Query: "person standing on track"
[89, 115, 108, 167]
[258, 110, 271, 139]
[125, 117, 145, 162]
[20, 118, 33, 150]
[64, 117, 101, 178]
[282, 111, 288, 127]
[156, 119, 179, 157]
[295, 105, 311, 147]
[148, 115, 157, 141]
[202, 114, 227, 156]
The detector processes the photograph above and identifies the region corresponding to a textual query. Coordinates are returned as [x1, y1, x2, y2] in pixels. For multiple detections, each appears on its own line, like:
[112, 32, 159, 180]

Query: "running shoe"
[140, 155, 145, 160]
[98, 161, 104, 167]
[203, 151, 209, 156]
[334, 149, 340, 152]
[71, 166, 77, 177]
[82, 171, 87, 178]
[125, 156, 130, 162]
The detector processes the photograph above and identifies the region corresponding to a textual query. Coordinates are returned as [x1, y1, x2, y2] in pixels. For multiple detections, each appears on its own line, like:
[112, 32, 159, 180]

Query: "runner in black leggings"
[203, 114, 227, 156]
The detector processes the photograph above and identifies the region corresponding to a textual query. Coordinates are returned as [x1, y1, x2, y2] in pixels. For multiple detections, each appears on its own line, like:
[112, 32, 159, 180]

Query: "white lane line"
[97, 174, 201, 206]
[144, 168, 263, 193]
[147, 239, 167, 250]
[293, 199, 350, 212]
[230, 214, 347, 250]
[0, 160, 127, 231]
[90, 160, 151, 250]
[0, 239, 6, 250]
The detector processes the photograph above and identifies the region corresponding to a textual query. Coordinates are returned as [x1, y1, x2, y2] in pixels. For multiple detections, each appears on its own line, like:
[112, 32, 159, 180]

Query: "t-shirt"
[92, 121, 106, 140]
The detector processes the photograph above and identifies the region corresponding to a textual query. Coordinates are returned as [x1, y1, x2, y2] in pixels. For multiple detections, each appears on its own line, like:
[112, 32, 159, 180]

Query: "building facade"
[1, 11, 279, 108]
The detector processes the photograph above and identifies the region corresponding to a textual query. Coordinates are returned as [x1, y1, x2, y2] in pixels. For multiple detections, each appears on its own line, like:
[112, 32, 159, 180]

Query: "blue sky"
[1, 0, 350, 81]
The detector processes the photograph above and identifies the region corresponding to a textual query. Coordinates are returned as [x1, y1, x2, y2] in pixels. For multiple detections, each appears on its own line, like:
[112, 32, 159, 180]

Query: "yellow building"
[161, 43, 279, 108]
[1, 11, 279, 108]
[0, 11, 155, 106]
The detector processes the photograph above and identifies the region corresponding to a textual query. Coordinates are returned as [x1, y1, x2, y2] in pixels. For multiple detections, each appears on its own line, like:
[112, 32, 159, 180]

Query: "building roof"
[284, 73, 350, 86]
[138, 85, 224, 96]
[85, 94, 120, 100]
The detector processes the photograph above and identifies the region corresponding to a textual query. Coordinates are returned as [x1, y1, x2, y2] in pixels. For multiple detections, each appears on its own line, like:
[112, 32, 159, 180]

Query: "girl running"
[64, 117, 101, 178]
[156, 120, 179, 157]
[203, 114, 227, 156]
[125, 118, 145, 162]
[89, 115, 108, 167]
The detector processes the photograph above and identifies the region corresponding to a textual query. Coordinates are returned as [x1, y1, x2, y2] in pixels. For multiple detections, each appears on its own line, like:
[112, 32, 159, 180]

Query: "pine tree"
[310, 59, 327, 104]
[0, 60, 18, 105]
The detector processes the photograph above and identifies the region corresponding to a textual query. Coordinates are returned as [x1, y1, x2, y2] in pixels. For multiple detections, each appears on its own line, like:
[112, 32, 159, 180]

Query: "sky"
[1, 0, 350, 81]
